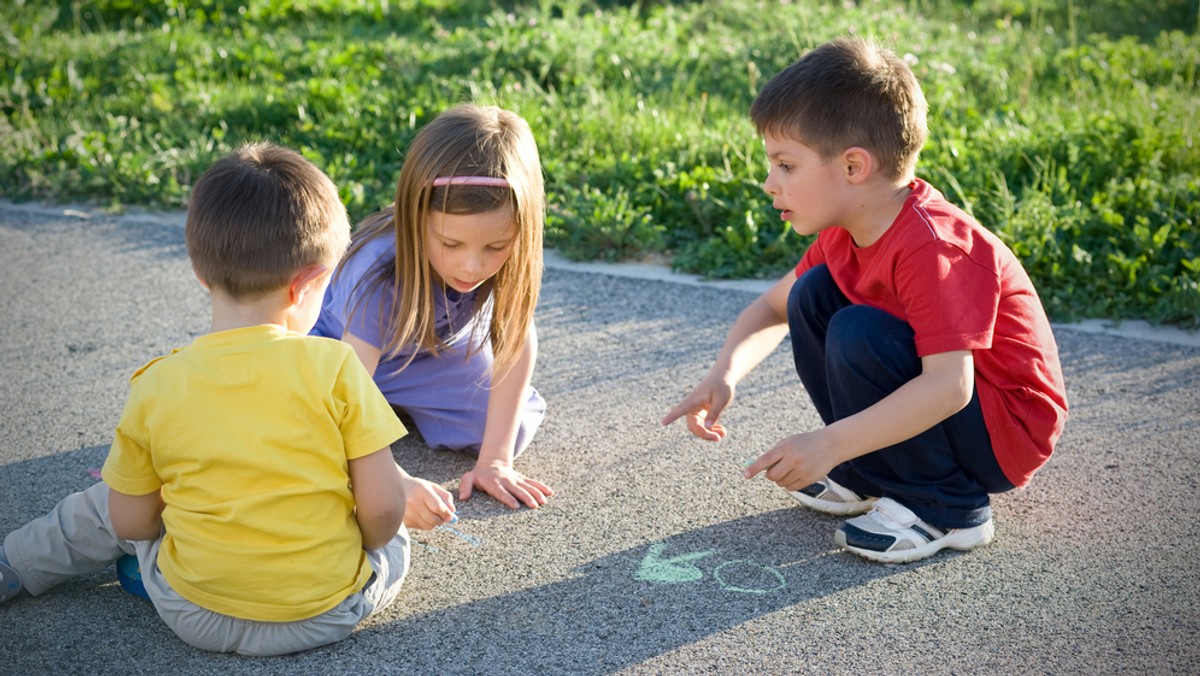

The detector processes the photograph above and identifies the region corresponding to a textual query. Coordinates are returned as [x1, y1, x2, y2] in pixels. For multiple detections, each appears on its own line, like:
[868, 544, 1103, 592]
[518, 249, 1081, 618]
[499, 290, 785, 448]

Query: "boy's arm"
[342, 330, 460, 528]
[109, 488, 165, 541]
[747, 350, 975, 489]
[396, 471, 457, 530]
[661, 270, 794, 440]
[348, 447, 407, 550]
[461, 322, 554, 510]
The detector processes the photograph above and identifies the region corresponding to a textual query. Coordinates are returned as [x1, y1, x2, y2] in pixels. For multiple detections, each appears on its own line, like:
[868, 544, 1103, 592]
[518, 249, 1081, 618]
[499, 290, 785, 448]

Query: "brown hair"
[750, 37, 928, 181]
[185, 142, 350, 298]
[346, 104, 544, 377]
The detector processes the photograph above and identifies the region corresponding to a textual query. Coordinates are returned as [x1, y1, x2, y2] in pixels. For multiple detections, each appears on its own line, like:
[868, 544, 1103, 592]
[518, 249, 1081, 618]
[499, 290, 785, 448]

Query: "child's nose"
[762, 174, 780, 197]
[463, 253, 485, 274]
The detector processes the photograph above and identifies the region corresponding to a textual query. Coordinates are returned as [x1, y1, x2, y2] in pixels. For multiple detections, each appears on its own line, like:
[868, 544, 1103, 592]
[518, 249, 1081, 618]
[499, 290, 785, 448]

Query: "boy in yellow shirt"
[0, 143, 413, 655]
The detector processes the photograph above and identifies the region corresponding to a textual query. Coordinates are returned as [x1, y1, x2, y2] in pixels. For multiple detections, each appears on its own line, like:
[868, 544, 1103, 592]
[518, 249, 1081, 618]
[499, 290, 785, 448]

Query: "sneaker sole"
[834, 519, 995, 564]
[787, 489, 876, 516]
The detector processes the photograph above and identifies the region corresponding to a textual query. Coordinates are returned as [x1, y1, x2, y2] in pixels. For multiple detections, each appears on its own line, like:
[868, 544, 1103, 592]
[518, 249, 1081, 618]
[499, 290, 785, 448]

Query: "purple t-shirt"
[312, 234, 488, 364]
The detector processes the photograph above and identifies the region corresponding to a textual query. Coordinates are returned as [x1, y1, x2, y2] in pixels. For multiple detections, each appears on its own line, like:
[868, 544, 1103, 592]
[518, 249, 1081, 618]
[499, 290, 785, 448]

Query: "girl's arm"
[348, 447, 406, 550]
[460, 320, 554, 509]
[109, 488, 165, 541]
[661, 270, 794, 441]
[342, 331, 382, 378]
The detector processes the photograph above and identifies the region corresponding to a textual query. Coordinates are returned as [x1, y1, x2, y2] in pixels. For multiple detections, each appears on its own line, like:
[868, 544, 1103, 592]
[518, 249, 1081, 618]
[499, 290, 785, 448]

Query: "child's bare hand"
[743, 431, 837, 491]
[660, 377, 733, 441]
[399, 475, 456, 530]
[460, 459, 554, 510]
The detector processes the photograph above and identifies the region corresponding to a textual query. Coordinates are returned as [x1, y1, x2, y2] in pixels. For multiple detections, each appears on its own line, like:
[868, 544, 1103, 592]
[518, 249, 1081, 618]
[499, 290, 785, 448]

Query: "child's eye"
[441, 241, 461, 249]
[777, 162, 793, 172]
[486, 243, 511, 252]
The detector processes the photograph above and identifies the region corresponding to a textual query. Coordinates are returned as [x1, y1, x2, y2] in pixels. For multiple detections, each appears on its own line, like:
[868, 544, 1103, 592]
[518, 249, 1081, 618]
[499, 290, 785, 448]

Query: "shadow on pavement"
[347, 509, 935, 674]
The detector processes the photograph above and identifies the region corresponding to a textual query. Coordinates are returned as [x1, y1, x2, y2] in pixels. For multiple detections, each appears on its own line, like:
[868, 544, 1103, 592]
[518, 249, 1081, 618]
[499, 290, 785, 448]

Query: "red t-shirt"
[795, 178, 1068, 487]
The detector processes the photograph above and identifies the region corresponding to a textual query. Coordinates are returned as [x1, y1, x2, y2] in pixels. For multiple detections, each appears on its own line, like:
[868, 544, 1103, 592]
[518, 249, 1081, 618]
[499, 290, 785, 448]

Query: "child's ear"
[288, 264, 330, 305]
[842, 147, 875, 184]
[192, 264, 210, 290]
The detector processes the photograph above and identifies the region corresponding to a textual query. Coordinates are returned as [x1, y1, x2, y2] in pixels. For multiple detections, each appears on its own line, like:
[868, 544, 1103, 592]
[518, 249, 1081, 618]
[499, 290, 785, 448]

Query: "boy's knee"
[787, 264, 835, 318]
[826, 305, 916, 369]
[828, 303, 884, 337]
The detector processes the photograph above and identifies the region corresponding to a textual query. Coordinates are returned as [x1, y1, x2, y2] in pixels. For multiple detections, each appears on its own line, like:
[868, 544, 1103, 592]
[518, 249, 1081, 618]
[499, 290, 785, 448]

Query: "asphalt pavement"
[1, 201, 1198, 675]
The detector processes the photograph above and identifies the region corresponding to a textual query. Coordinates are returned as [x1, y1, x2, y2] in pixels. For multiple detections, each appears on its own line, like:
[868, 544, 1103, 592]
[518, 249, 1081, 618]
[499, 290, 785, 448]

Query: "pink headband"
[431, 176, 510, 188]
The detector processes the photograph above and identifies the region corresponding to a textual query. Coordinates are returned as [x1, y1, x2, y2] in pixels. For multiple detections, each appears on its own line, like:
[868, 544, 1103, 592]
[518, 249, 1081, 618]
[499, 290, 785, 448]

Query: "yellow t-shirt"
[101, 325, 406, 622]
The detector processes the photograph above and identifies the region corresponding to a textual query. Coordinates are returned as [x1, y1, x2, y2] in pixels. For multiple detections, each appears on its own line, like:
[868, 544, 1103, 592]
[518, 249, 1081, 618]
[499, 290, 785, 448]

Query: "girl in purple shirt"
[313, 105, 550, 527]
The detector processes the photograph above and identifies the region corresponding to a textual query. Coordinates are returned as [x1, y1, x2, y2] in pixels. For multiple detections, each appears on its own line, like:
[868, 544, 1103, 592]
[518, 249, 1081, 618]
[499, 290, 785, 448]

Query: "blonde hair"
[346, 104, 544, 377]
[750, 37, 928, 181]
[186, 142, 350, 298]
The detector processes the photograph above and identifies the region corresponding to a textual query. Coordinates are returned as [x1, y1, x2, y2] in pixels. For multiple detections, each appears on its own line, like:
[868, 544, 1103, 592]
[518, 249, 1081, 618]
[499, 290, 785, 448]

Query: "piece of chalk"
[435, 523, 482, 547]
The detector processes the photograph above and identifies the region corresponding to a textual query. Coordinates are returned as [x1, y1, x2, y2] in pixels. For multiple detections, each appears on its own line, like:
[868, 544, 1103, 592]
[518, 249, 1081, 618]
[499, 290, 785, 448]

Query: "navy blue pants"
[787, 265, 1014, 528]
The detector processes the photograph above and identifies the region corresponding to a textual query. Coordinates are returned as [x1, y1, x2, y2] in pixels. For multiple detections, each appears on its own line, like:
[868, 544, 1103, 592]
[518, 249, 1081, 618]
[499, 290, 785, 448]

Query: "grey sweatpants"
[3, 482, 410, 656]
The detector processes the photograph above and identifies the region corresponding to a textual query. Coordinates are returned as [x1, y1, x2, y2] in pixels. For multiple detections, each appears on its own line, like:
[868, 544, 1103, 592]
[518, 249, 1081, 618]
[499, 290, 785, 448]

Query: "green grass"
[2, 0, 1198, 326]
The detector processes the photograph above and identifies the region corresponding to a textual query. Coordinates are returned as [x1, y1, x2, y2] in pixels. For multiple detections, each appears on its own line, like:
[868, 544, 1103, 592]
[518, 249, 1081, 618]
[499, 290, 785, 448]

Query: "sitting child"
[0, 142, 411, 654]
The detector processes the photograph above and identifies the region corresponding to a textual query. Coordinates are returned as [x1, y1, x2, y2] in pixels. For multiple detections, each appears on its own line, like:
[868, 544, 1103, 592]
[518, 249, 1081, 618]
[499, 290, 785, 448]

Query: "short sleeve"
[101, 384, 164, 496]
[794, 236, 828, 279]
[895, 241, 1000, 356]
[315, 237, 396, 350]
[332, 349, 408, 460]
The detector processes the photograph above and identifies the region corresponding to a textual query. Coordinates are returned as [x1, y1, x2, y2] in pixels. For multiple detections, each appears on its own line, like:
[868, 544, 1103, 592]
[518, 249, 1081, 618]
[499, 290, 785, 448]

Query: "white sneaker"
[788, 476, 877, 515]
[834, 497, 994, 564]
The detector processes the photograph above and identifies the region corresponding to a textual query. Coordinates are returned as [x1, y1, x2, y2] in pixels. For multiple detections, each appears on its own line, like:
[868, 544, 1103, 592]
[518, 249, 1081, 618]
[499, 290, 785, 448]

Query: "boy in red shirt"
[662, 37, 1068, 563]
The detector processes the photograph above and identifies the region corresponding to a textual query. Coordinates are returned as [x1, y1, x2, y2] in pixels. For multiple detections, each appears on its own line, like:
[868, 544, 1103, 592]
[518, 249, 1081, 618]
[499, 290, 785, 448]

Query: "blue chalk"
[435, 523, 482, 547]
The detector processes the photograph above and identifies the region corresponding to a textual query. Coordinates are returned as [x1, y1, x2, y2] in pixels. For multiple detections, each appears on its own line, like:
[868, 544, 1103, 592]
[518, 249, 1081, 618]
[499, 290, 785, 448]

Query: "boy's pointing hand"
[661, 378, 733, 442]
[743, 431, 836, 491]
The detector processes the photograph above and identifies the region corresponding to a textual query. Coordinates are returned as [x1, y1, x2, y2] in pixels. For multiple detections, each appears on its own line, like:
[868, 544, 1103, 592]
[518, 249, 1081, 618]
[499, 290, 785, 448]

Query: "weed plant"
[1, 0, 1197, 325]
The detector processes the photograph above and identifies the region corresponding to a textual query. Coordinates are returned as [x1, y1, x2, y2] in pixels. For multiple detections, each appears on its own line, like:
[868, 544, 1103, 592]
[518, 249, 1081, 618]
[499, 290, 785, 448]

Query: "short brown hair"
[185, 142, 350, 298]
[750, 37, 928, 181]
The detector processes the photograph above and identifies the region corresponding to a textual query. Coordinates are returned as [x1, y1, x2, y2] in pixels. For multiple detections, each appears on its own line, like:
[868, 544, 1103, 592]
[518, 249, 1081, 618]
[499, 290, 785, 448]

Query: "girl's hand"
[460, 459, 554, 510]
[399, 475, 456, 530]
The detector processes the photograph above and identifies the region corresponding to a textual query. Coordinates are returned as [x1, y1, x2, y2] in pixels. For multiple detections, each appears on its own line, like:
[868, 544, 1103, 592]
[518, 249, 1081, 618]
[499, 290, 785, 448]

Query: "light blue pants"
[3, 482, 410, 656]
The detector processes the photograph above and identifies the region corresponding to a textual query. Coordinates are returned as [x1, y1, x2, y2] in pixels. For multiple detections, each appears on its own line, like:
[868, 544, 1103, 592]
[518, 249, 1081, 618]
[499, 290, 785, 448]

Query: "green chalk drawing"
[632, 542, 788, 595]
[634, 543, 715, 584]
[712, 559, 787, 595]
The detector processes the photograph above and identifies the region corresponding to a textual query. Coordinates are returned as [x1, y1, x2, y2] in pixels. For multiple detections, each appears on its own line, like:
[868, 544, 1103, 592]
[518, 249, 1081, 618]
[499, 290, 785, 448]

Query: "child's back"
[792, 177, 1066, 485]
[105, 325, 401, 619]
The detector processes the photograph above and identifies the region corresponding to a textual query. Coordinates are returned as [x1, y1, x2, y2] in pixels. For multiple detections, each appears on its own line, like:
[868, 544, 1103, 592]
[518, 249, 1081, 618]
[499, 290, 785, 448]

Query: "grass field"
[1, 0, 1197, 326]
